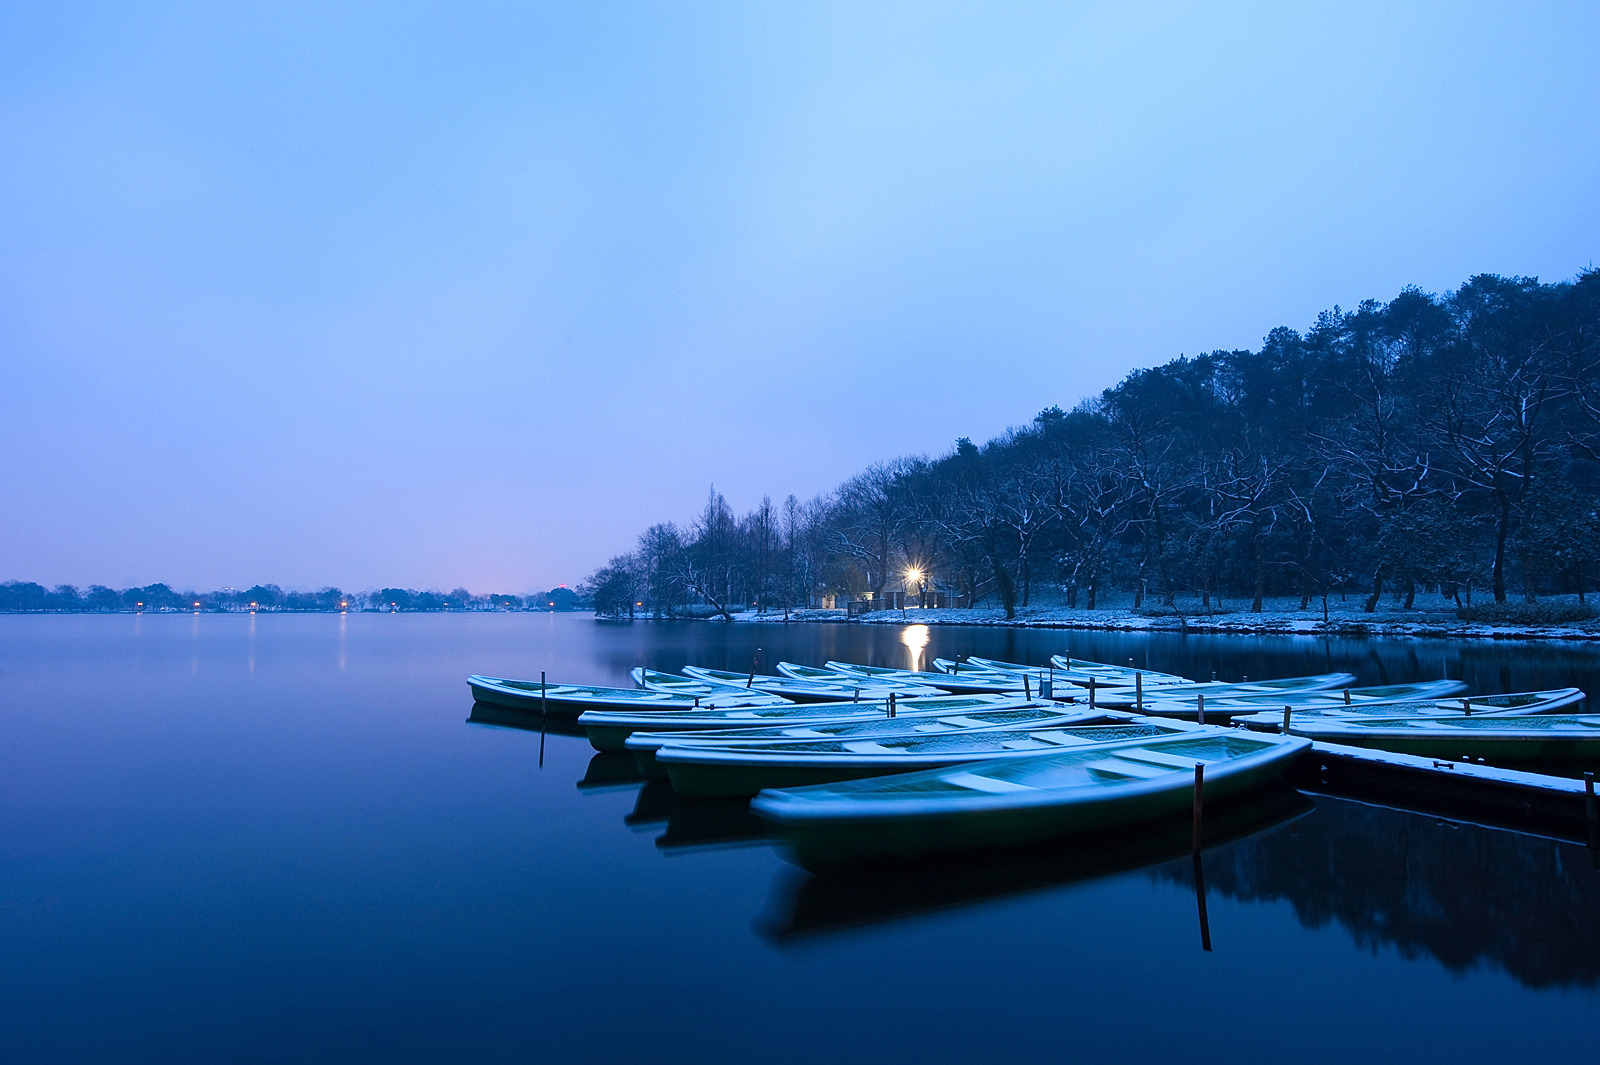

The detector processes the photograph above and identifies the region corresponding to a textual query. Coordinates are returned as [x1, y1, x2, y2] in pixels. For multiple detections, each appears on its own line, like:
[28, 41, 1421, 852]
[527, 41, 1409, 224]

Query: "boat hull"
[755, 742, 1304, 869]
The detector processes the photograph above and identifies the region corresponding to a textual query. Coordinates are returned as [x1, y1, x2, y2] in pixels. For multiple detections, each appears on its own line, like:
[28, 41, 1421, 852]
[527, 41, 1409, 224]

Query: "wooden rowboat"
[680, 665, 944, 701]
[626, 705, 1132, 779]
[751, 729, 1310, 869]
[1230, 687, 1585, 729]
[1278, 712, 1600, 761]
[578, 693, 1032, 752]
[1133, 680, 1470, 719]
[467, 675, 782, 725]
[656, 718, 1212, 798]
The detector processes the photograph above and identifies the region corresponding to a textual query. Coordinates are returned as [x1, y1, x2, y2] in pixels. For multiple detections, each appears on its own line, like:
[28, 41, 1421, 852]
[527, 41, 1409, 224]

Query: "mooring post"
[1196, 693, 1205, 726]
[1192, 763, 1205, 852]
[748, 648, 761, 687]
[1462, 697, 1471, 716]
[1282, 704, 1292, 735]
[888, 691, 896, 718]
[1024, 674, 1031, 700]
[539, 670, 548, 768]
[1343, 687, 1351, 706]
[1136, 671, 1143, 712]
[1088, 677, 1096, 710]
[853, 688, 859, 702]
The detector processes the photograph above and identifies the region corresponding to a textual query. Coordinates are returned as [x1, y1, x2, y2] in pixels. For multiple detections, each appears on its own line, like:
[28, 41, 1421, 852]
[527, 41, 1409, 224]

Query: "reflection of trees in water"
[1155, 797, 1600, 988]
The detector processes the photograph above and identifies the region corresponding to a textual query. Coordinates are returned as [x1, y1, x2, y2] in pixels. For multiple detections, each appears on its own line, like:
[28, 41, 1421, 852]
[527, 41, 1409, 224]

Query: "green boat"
[657, 718, 1211, 798]
[751, 730, 1310, 869]
[467, 675, 782, 726]
[627, 705, 1130, 778]
[632, 668, 794, 702]
[680, 666, 944, 701]
[824, 661, 1026, 694]
[578, 693, 1032, 752]
[1283, 712, 1600, 760]
[1230, 687, 1586, 729]
[1133, 680, 1470, 719]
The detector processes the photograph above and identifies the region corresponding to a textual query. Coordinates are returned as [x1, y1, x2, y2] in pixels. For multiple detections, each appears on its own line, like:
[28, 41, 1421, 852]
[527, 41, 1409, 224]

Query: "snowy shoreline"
[709, 605, 1600, 642]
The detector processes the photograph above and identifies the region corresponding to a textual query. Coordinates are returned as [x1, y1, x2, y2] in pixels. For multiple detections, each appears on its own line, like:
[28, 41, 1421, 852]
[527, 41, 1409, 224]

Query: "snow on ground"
[721, 599, 1600, 642]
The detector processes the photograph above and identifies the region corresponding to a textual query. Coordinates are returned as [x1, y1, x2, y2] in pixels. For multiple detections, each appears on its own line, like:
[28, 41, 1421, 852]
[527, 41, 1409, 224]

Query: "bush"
[1456, 601, 1600, 625]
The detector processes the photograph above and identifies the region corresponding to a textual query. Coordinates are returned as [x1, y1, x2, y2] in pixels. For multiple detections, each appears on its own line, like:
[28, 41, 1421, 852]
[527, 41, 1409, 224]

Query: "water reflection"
[758, 785, 1312, 942]
[1153, 796, 1600, 988]
[901, 624, 930, 672]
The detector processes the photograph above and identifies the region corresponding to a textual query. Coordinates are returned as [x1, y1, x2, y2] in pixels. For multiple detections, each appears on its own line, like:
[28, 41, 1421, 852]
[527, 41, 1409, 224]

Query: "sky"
[2, 1, 1597, 593]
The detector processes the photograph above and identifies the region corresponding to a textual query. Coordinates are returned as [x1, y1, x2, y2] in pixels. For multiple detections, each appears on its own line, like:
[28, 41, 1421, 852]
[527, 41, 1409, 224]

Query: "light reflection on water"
[0, 612, 1596, 1064]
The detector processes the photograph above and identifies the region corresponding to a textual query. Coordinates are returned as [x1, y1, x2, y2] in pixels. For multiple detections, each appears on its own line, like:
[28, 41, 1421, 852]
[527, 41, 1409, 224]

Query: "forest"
[581, 269, 1600, 621]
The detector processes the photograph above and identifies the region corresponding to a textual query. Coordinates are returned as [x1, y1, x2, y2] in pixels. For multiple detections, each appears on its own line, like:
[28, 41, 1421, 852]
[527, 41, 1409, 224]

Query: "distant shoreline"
[674, 605, 1600, 643]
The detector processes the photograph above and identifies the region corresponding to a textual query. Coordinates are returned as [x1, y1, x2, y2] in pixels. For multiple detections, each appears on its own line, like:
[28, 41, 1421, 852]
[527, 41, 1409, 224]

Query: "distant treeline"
[0, 582, 587, 613]
[582, 269, 1600, 619]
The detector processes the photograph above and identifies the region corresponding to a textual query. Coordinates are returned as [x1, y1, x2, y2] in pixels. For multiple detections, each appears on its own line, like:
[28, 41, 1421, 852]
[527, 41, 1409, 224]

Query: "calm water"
[2, 613, 1598, 1063]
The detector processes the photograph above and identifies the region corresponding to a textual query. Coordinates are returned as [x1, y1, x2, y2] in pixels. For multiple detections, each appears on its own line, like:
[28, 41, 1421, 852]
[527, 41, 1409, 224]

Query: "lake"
[1, 612, 1597, 1063]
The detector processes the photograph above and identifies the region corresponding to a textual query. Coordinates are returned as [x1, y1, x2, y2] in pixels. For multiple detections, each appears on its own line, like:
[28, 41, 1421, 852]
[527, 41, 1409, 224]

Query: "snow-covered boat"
[467, 675, 782, 725]
[578, 693, 1033, 752]
[680, 665, 943, 701]
[823, 661, 1026, 694]
[625, 704, 1123, 778]
[751, 730, 1310, 869]
[1230, 687, 1586, 730]
[655, 717, 1210, 797]
[1280, 711, 1600, 760]
[1133, 680, 1470, 719]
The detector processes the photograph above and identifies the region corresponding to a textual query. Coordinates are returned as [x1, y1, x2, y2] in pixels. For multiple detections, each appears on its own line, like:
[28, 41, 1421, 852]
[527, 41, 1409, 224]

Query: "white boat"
[751, 730, 1310, 869]
[680, 665, 944, 701]
[1133, 680, 1471, 719]
[467, 674, 782, 725]
[655, 717, 1212, 797]
[1230, 687, 1586, 729]
[823, 661, 1026, 694]
[578, 693, 1034, 752]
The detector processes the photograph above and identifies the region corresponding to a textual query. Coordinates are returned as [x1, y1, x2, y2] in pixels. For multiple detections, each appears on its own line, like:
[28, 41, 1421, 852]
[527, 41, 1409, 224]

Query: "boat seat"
[998, 738, 1052, 750]
[943, 771, 1036, 793]
[842, 740, 894, 753]
[1110, 748, 1211, 770]
[1084, 758, 1172, 779]
[1028, 730, 1093, 746]
[910, 722, 958, 733]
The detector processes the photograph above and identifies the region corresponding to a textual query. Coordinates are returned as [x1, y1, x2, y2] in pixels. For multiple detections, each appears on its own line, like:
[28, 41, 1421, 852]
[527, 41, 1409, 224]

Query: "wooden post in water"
[1136, 672, 1142, 712]
[1192, 763, 1205, 852]
[1192, 852, 1213, 952]
[1462, 697, 1471, 716]
[1343, 687, 1352, 705]
[1282, 705, 1292, 735]
[1024, 674, 1031, 700]
[1088, 677, 1096, 710]
[1196, 693, 1205, 726]
[888, 691, 896, 718]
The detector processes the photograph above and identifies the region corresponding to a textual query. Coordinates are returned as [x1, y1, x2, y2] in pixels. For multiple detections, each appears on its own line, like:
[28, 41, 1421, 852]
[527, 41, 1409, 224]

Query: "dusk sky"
[3, 1, 1596, 593]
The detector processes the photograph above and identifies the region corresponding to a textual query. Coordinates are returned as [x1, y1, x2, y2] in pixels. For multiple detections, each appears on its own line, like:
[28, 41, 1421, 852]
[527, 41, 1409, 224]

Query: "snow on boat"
[1280, 712, 1600, 761]
[1049, 657, 1192, 686]
[626, 706, 1134, 779]
[751, 730, 1310, 869]
[578, 693, 1033, 752]
[823, 661, 1026, 694]
[632, 667, 798, 701]
[680, 665, 944, 701]
[774, 662, 932, 689]
[1133, 680, 1470, 719]
[467, 675, 782, 725]
[656, 717, 1212, 798]
[1229, 687, 1585, 729]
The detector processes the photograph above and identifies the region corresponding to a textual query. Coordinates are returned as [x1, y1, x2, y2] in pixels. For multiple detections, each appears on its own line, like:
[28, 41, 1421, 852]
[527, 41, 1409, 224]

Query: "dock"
[1290, 741, 1598, 847]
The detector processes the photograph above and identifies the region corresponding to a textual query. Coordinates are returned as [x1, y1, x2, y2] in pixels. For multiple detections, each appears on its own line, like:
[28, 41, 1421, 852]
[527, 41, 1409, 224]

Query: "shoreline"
[710, 606, 1600, 643]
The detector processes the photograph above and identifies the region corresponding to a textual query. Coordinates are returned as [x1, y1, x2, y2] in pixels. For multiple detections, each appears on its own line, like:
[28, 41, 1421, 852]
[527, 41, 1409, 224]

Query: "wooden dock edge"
[1288, 741, 1597, 846]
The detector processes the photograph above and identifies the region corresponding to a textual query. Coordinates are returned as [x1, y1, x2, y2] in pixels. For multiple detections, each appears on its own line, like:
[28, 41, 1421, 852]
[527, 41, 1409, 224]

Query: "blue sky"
[2, 1, 1597, 592]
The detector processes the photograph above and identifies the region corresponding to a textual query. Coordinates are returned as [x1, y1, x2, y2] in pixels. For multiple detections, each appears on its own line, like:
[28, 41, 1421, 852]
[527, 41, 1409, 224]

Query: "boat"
[1131, 680, 1471, 719]
[1049, 657, 1192, 686]
[1230, 687, 1586, 729]
[680, 665, 944, 702]
[626, 705, 1130, 778]
[750, 729, 1311, 869]
[823, 661, 1027, 694]
[467, 675, 783, 726]
[1078, 672, 1356, 706]
[632, 667, 798, 701]
[774, 662, 934, 689]
[1276, 712, 1600, 761]
[578, 693, 1034, 752]
[655, 717, 1212, 797]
